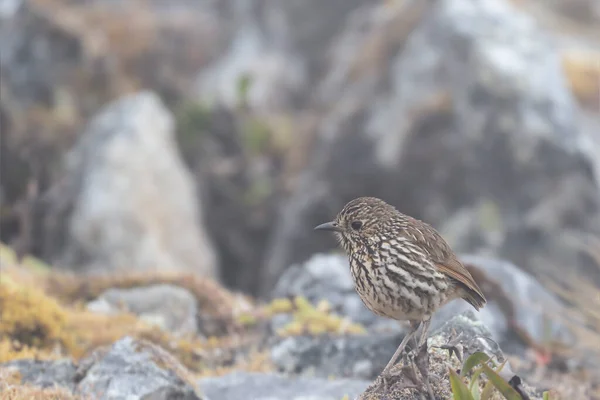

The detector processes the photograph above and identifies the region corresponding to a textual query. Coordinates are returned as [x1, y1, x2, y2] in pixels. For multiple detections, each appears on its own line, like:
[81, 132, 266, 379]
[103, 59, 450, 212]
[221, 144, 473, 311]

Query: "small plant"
[448, 351, 526, 400]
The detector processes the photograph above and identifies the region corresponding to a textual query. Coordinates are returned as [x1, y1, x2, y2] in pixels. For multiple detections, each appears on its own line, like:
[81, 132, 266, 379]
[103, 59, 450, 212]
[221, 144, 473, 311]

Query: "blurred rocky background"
[1, 0, 600, 399]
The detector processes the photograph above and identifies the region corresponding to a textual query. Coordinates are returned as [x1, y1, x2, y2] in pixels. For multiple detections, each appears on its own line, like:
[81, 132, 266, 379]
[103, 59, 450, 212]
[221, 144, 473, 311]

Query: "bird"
[314, 196, 486, 388]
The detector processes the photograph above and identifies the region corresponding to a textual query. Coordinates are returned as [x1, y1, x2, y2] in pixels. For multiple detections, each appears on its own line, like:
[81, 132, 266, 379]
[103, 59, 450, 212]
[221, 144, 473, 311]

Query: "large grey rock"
[273, 253, 573, 359]
[0, 338, 204, 400]
[272, 253, 401, 332]
[199, 371, 370, 400]
[87, 284, 199, 337]
[270, 332, 403, 380]
[76, 337, 204, 400]
[261, 0, 600, 293]
[59, 91, 218, 277]
[431, 254, 576, 354]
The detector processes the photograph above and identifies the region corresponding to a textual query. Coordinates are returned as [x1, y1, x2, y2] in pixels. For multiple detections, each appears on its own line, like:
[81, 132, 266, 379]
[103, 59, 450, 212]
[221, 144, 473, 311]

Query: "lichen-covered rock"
[87, 284, 199, 337]
[76, 337, 204, 400]
[199, 371, 370, 400]
[57, 91, 218, 278]
[0, 337, 205, 400]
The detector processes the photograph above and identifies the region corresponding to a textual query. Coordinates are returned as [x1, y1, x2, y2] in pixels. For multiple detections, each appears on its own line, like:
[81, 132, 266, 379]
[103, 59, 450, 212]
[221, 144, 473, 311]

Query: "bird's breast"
[348, 255, 453, 321]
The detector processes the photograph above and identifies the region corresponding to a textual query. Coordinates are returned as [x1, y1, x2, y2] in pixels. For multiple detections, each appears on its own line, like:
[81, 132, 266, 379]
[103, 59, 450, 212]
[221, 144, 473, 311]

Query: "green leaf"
[461, 352, 491, 377]
[449, 368, 475, 400]
[480, 364, 523, 400]
[543, 392, 549, 400]
[469, 371, 481, 400]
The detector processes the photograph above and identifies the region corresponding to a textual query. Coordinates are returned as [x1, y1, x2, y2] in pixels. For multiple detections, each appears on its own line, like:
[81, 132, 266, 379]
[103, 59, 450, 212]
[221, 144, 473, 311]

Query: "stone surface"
[87, 284, 199, 337]
[270, 332, 403, 380]
[199, 371, 370, 400]
[57, 91, 218, 277]
[272, 253, 401, 332]
[358, 311, 540, 400]
[431, 254, 576, 354]
[0, 337, 204, 400]
[2, 359, 77, 392]
[261, 0, 600, 293]
[273, 253, 573, 359]
[76, 337, 203, 400]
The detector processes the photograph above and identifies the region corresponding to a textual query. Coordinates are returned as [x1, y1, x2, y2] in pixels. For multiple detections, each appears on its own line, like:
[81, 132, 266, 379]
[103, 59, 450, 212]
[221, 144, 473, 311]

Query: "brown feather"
[435, 258, 487, 310]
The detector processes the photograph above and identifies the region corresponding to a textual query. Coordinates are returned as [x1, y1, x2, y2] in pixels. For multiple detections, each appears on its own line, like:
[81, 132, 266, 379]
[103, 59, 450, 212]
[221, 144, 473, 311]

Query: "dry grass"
[561, 50, 600, 111]
[43, 270, 254, 337]
[0, 243, 272, 377]
[0, 368, 81, 400]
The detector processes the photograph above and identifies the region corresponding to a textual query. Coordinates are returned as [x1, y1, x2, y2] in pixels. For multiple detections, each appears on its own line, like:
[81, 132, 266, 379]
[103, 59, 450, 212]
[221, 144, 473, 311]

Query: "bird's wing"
[405, 216, 487, 310]
[435, 258, 486, 310]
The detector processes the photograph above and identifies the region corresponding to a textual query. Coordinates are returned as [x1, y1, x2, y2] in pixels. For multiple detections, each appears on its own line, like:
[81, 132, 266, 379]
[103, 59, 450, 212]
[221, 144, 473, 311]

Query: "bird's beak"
[314, 221, 343, 233]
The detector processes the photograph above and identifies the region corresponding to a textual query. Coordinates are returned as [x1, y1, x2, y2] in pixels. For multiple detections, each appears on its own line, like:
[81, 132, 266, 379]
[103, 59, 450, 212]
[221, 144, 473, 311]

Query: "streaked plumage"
[314, 196, 486, 386]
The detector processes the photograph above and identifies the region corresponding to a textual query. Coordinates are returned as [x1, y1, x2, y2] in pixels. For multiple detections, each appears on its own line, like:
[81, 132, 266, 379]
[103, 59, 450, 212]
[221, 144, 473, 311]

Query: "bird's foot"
[400, 339, 436, 399]
[434, 330, 464, 363]
[375, 365, 421, 395]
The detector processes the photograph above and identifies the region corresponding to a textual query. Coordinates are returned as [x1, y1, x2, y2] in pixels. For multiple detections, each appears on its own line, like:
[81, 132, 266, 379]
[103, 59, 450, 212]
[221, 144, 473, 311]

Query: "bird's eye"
[351, 221, 363, 230]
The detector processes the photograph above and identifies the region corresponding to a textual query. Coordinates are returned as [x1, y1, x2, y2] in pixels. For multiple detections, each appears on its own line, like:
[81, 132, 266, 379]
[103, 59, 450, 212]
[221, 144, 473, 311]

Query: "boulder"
[272, 253, 574, 359]
[56, 91, 218, 278]
[87, 284, 199, 337]
[270, 332, 403, 380]
[76, 337, 203, 400]
[1, 337, 205, 400]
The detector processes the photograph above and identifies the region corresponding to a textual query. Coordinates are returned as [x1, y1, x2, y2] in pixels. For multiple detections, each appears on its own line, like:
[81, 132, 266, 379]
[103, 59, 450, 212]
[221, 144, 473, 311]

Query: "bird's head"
[314, 197, 401, 252]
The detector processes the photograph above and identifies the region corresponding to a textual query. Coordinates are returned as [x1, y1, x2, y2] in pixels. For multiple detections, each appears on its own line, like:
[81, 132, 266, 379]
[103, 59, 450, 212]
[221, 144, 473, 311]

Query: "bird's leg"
[383, 321, 421, 374]
[416, 318, 431, 348]
[378, 321, 421, 392]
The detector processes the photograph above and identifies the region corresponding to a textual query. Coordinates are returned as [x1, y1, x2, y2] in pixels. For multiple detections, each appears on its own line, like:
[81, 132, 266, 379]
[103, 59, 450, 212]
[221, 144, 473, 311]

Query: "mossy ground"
[0, 243, 266, 376]
[0, 242, 370, 387]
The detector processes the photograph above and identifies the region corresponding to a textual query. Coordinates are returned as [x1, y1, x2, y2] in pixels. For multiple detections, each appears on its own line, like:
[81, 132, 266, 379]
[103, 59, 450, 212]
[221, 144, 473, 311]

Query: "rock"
[261, 0, 600, 294]
[57, 91, 218, 278]
[272, 253, 401, 332]
[86, 284, 199, 337]
[0, 337, 204, 400]
[359, 311, 541, 400]
[1, 359, 77, 392]
[199, 371, 370, 400]
[270, 332, 403, 380]
[431, 254, 576, 355]
[272, 253, 574, 360]
[76, 337, 204, 400]
[0, 0, 225, 267]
